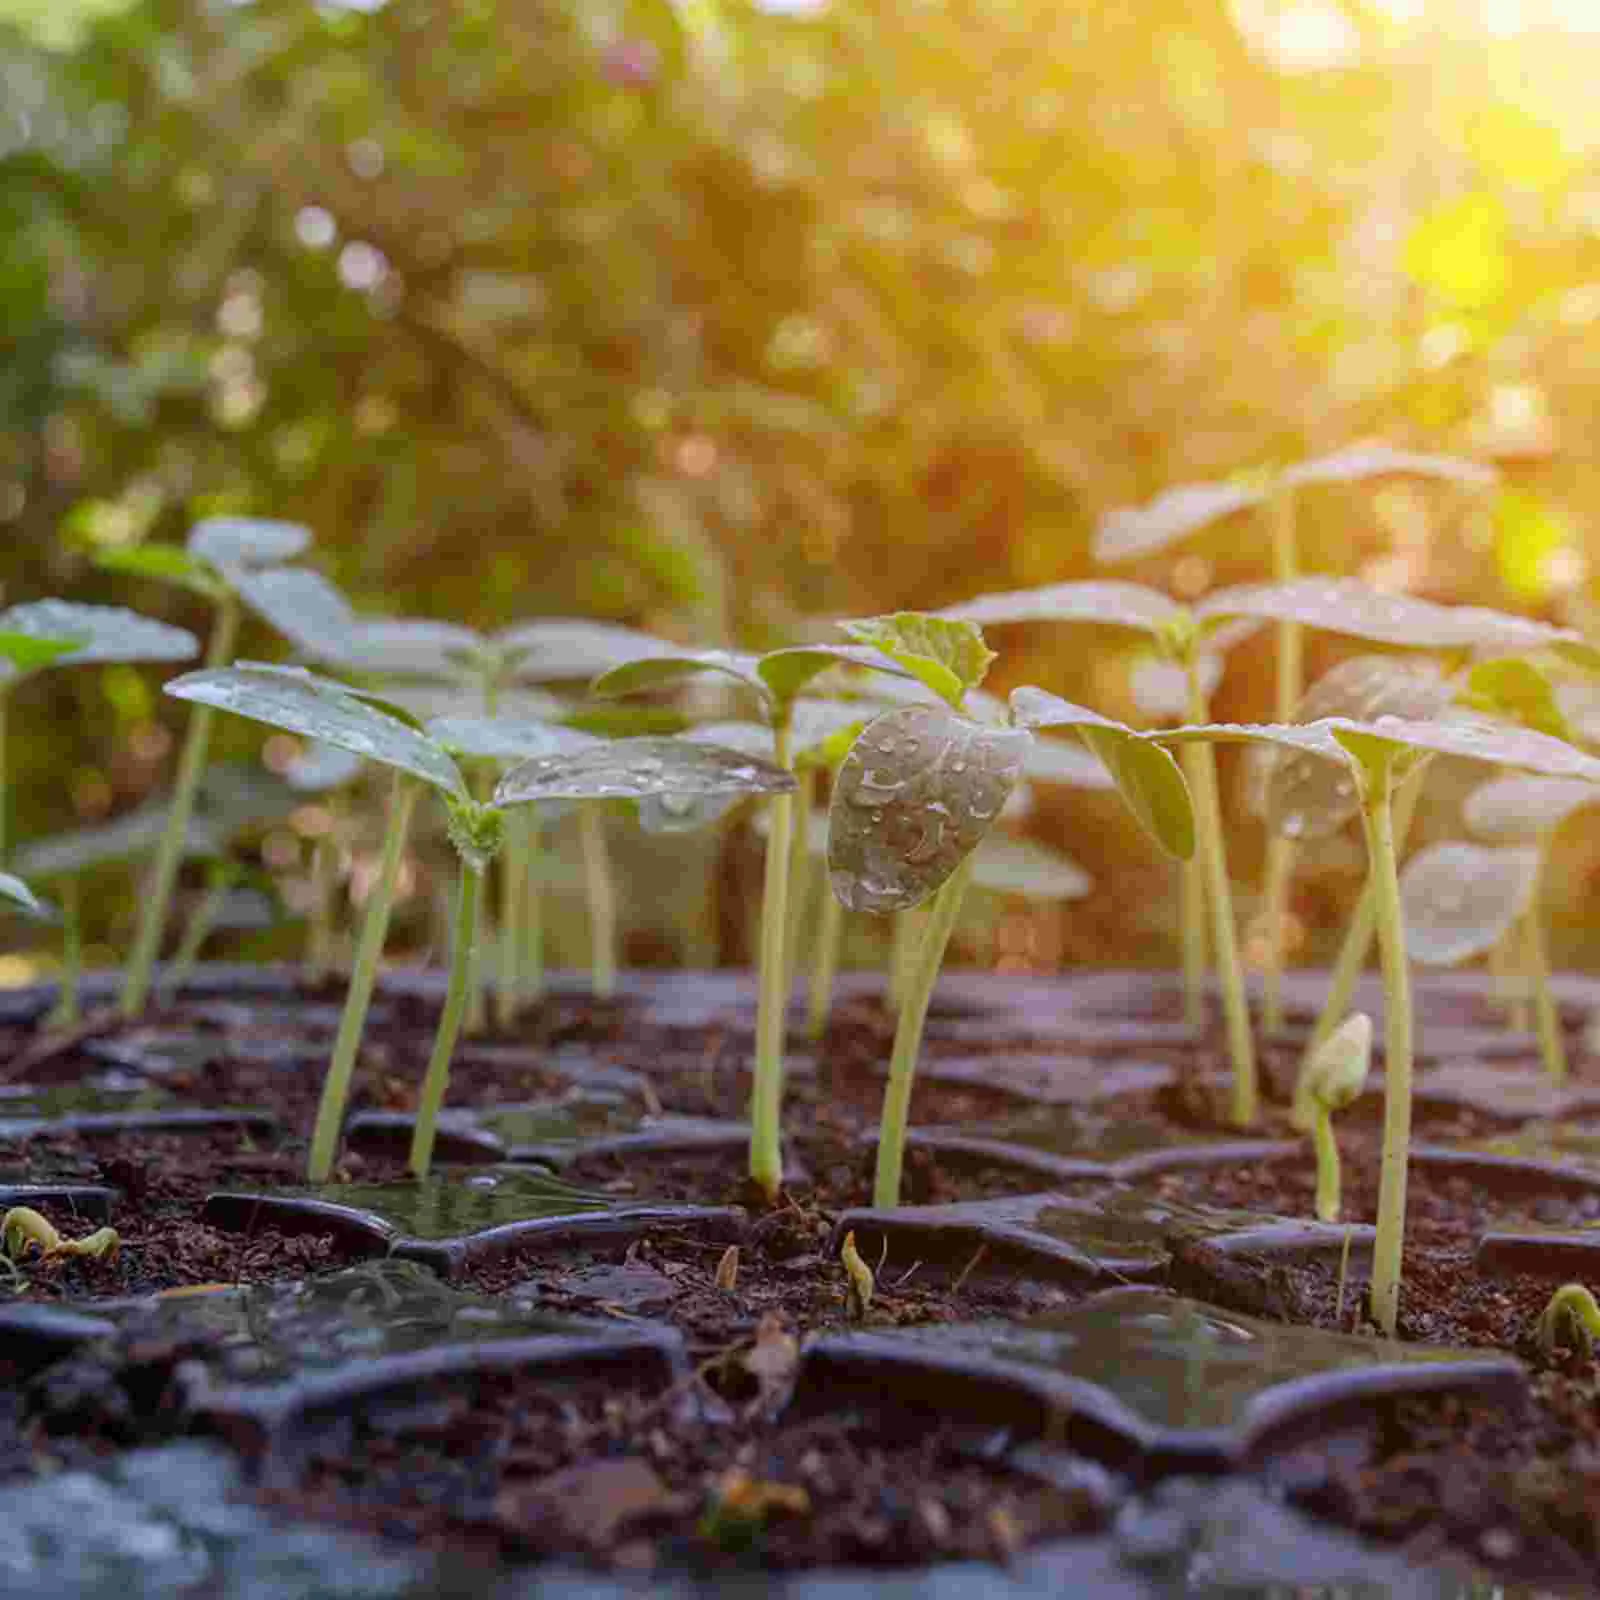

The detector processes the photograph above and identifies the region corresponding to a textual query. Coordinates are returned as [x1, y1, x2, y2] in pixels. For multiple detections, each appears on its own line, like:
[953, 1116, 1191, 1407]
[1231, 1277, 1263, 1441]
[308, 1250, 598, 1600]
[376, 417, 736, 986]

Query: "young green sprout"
[1096, 444, 1496, 1032]
[1, 1206, 119, 1264]
[1536, 1283, 1600, 1358]
[165, 663, 792, 1181]
[0, 601, 200, 861]
[97, 518, 311, 1018]
[1462, 773, 1600, 1082]
[826, 617, 1194, 1209]
[590, 641, 906, 1202]
[1155, 711, 1600, 1337]
[1291, 1011, 1372, 1223]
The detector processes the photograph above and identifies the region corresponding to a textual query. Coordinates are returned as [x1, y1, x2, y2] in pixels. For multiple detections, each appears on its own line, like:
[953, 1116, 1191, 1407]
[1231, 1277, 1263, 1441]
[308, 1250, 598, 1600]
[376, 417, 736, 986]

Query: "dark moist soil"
[6, 976, 1600, 1583]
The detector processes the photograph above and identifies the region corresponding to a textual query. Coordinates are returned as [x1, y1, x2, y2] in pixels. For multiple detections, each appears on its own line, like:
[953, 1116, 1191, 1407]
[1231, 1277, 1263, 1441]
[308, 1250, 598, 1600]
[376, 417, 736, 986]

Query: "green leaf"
[12, 803, 224, 879]
[1093, 480, 1263, 562]
[936, 583, 1181, 638]
[1464, 773, 1600, 839]
[0, 601, 198, 670]
[837, 613, 996, 709]
[588, 650, 767, 704]
[827, 705, 1029, 914]
[1462, 658, 1569, 740]
[336, 620, 486, 679]
[164, 665, 467, 800]
[93, 544, 223, 600]
[233, 567, 357, 662]
[0, 871, 42, 916]
[494, 736, 796, 807]
[757, 644, 908, 706]
[0, 632, 84, 675]
[1401, 842, 1539, 967]
[1007, 686, 1195, 860]
[424, 715, 599, 765]
[187, 517, 312, 572]
[492, 620, 675, 682]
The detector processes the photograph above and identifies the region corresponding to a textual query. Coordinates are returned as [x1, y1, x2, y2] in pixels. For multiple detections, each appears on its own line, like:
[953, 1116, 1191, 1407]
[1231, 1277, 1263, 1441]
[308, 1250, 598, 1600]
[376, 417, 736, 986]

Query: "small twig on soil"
[891, 1259, 923, 1289]
[951, 1243, 987, 1295]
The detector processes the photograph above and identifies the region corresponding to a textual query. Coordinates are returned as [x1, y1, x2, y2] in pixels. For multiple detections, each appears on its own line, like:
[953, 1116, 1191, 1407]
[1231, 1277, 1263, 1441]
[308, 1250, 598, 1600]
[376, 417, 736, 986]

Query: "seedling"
[1, 1206, 119, 1263]
[1155, 711, 1600, 1336]
[1291, 1011, 1372, 1223]
[166, 664, 794, 1180]
[96, 518, 311, 1017]
[590, 640, 907, 1201]
[1096, 445, 1496, 1032]
[827, 617, 1194, 1208]
[841, 1229, 874, 1318]
[0, 600, 200, 862]
[1463, 773, 1600, 1081]
[1536, 1283, 1600, 1358]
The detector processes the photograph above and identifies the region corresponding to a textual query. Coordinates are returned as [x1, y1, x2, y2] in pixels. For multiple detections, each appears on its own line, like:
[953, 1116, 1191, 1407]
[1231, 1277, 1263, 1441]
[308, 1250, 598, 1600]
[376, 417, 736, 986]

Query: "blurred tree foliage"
[6, 0, 1600, 968]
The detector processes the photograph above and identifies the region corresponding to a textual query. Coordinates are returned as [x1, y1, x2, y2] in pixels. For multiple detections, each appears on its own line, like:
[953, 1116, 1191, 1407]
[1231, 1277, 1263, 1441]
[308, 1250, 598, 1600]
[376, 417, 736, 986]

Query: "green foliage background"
[5, 0, 1600, 974]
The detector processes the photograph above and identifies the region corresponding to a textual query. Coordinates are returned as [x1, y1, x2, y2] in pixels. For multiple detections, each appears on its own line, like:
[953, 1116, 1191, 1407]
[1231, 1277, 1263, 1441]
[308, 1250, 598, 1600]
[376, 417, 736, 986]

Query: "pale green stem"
[307, 774, 419, 1183]
[305, 828, 337, 986]
[890, 908, 923, 1016]
[121, 595, 239, 1017]
[579, 805, 617, 1001]
[521, 807, 545, 1004]
[1526, 837, 1567, 1083]
[749, 720, 795, 1201]
[1303, 761, 1428, 1070]
[496, 806, 529, 1032]
[1363, 756, 1414, 1340]
[785, 765, 817, 999]
[807, 875, 845, 1040]
[874, 852, 975, 1208]
[465, 765, 493, 1037]
[1262, 484, 1302, 1036]
[0, 691, 9, 865]
[49, 877, 81, 1028]
[159, 878, 229, 1002]
[1180, 853, 1207, 1028]
[408, 860, 484, 1178]
[1311, 1105, 1340, 1222]
[1184, 666, 1255, 1126]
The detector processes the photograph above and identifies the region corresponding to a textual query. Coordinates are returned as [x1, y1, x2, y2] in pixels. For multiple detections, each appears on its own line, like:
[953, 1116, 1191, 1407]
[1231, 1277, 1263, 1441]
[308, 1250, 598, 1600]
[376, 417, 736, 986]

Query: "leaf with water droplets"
[0, 602, 199, 676]
[1199, 577, 1583, 658]
[1342, 715, 1600, 782]
[1283, 445, 1496, 490]
[187, 517, 311, 572]
[589, 650, 768, 705]
[495, 737, 795, 808]
[1402, 842, 1539, 966]
[759, 645, 910, 705]
[837, 614, 997, 710]
[0, 872, 42, 917]
[164, 665, 468, 799]
[92, 543, 223, 599]
[424, 716, 599, 765]
[937, 581, 1181, 637]
[1464, 774, 1600, 838]
[233, 567, 356, 661]
[1008, 687, 1194, 860]
[1092, 481, 1265, 562]
[491, 620, 674, 681]
[827, 705, 1028, 915]
[969, 834, 1092, 901]
[1262, 657, 1453, 841]
[1461, 658, 1569, 740]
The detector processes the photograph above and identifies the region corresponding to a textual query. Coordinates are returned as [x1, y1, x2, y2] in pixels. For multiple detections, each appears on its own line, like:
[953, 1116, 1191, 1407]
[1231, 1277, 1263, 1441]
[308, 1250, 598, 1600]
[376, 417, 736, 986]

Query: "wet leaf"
[1283, 445, 1495, 490]
[1262, 657, 1452, 841]
[0, 872, 42, 916]
[0, 602, 198, 675]
[970, 833, 1091, 900]
[589, 650, 767, 704]
[937, 581, 1181, 636]
[1092, 480, 1264, 562]
[187, 517, 311, 572]
[757, 644, 907, 705]
[492, 619, 674, 681]
[233, 566, 357, 661]
[425, 715, 598, 764]
[164, 665, 468, 799]
[1463, 774, 1600, 838]
[1402, 842, 1539, 966]
[335, 619, 486, 678]
[1462, 658, 1569, 740]
[837, 613, 996, 708]
[495, 736, 795, 807]
[1008, 687, 1194, 860]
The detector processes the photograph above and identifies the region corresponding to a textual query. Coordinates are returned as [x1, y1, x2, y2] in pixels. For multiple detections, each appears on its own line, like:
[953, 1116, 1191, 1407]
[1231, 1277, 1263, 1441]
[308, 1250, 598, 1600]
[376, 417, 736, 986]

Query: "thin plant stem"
[1311, 1106, 1340, 1222]
[873, 853, 975, 1208]
[159, 877, 229, 1002]
[305, 829, 337, 986]
[409, 860, 485, 1178]
[1180, 853, 1207, 1027]
[1526, 838, 1567, 1083]
[1303, 761, 1428, 1070]
[0, 691, 8, 865]
[496, 805, 529, 1032]
[521, 807, 545, 1005]
[1363, 756, 1413, 1339]
[890, 908, 923, 1016]
[465, 766, 493, 1037]
[784, 764, 817, 1000]
[1261, 483, 1302, 1036]
[579, 805, 617, 1001]
[1184, 665, 1255, 1125]
[807, 874, 844, 1040]
[51, 877, 81, 1028]
[121, 595, 239, 1018]
[749, 720, 794, 1201]
[307, 775, 419, 1183]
